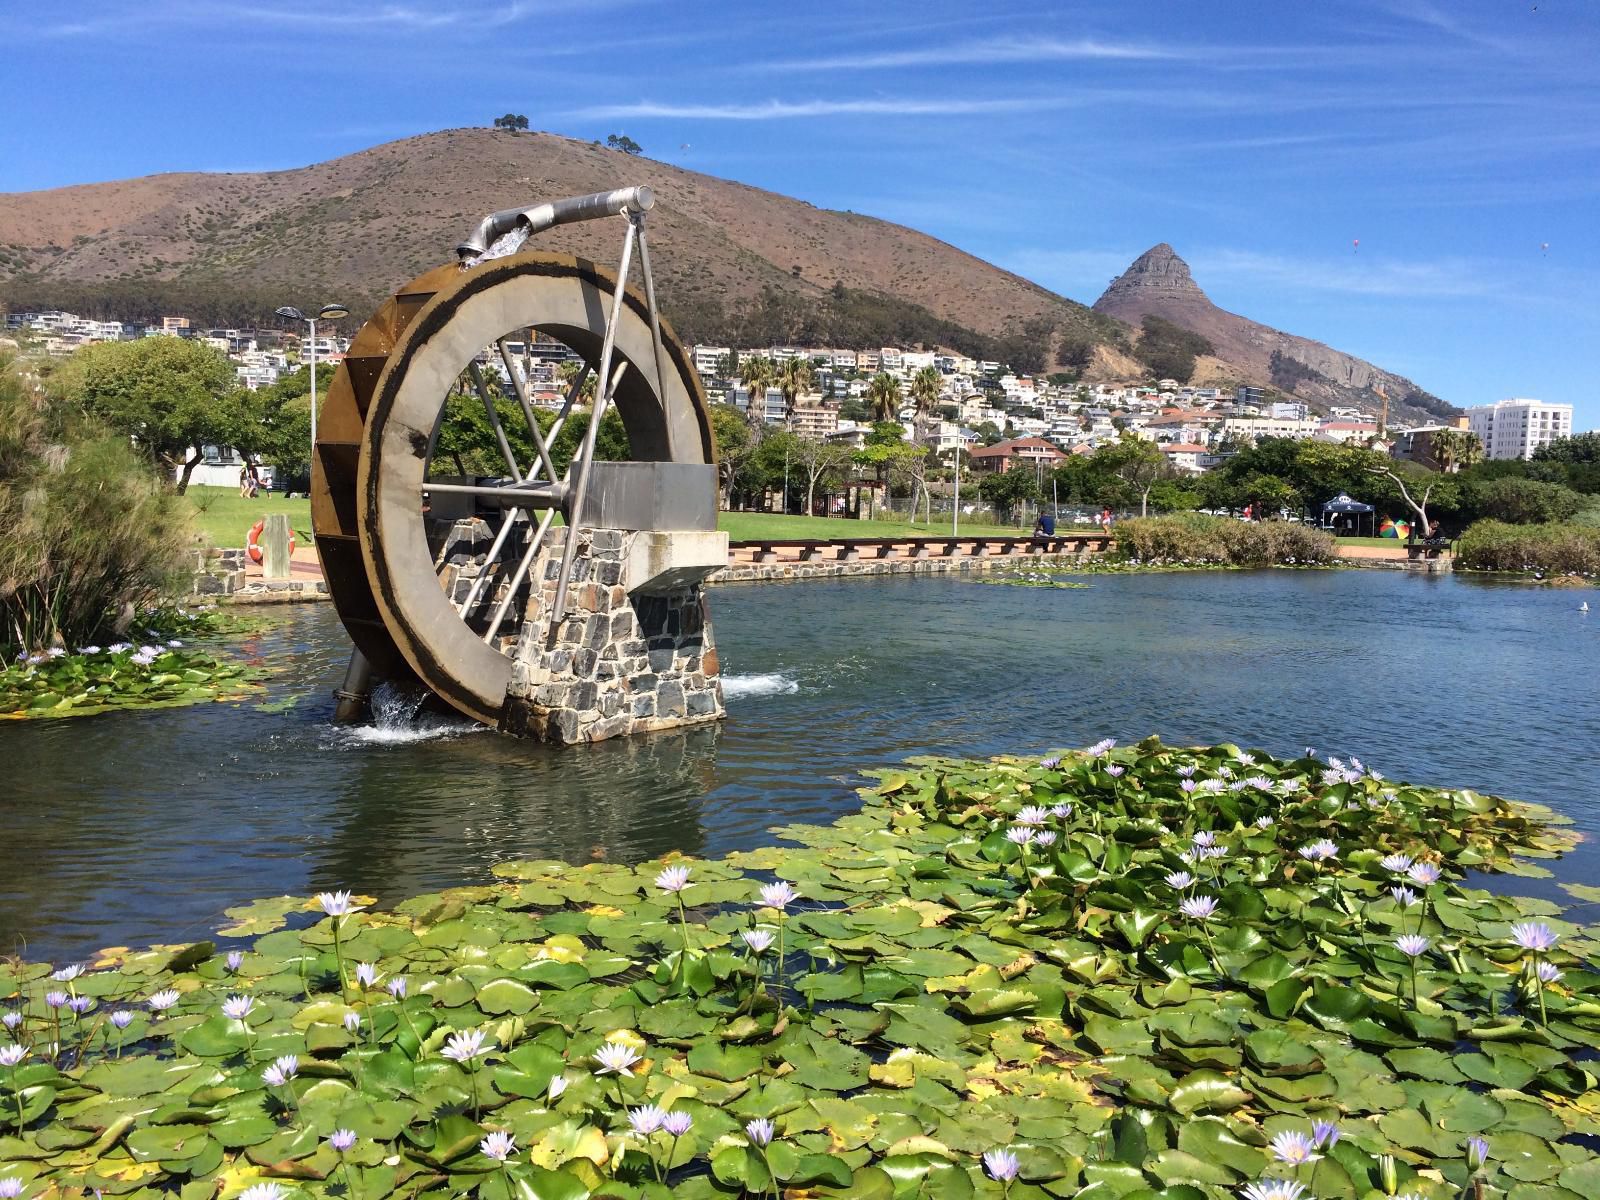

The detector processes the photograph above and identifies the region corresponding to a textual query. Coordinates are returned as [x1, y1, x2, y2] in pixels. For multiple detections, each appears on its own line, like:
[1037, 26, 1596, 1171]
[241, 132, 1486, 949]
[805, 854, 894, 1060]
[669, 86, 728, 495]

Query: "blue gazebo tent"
[1321, 493, 1375, 537]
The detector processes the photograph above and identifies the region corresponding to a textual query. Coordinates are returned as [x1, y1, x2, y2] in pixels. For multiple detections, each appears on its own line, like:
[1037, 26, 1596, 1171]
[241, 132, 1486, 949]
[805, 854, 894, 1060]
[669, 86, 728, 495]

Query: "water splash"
[337, 684, 482, 747]
[474, 223, 531, 265]
[721, 673, 800, 699]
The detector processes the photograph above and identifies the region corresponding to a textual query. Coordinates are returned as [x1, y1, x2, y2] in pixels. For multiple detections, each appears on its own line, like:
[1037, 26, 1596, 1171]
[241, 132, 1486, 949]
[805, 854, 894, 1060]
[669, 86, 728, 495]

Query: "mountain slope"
[0, 128, 1117, 367]
[1094, 244, 1456, 425]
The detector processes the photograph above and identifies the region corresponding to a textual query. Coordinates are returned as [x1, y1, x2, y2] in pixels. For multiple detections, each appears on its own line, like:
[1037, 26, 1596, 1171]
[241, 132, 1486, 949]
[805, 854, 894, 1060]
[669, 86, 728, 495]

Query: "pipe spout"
[457, 186, 655, 262]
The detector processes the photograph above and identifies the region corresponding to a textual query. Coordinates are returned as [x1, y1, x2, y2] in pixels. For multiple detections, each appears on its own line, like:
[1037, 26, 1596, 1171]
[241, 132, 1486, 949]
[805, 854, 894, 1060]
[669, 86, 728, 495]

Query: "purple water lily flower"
[663, 1109, 693, 1136]
[745, 1117, 775, 1147]
[982, 1148, 1021, 1182]
[628, 1105, 665, 1135]
[109, 1010, 134, 1029]
[759, 881, 798, 910]
[654, 865, 690, 893]
[1179, 896, 1220, 921]
[1181, 779, 1197, 793]
[1105, 764, 1125, 777]
[1509, 922, 1559, 952]
[1267, 1130, 1322, 1165]
[387, 976, 408, 998]
[1033, 830, 1057, 847]
[67, 996, 92, 1015]
[1005, 826, 1037, 847]
[0, 1178, 22, 1199]
[1390, 886, 1418, 907]
[592, 1040, 642, 1075]
[44, 992, 68, 1010]
[147, 989, 180, 1012]
[1407, 863, 1441, 886]
[1534, 961, 1564, 984]
[1165, 871, 1195, 889]
[1241, 1181, 1307, 1200]
[480, 1131, 516, 1161]
[316, 890, 357, 916]
[0, 1045, 25, 1068]
[1466, 1137, 1490, 1171]
[1039, 756, 1062, 770]
[741, 928, 776, 955]
[1050, 803, 1073, 819]
[1312, 1121, 1339, 1148]
[225, 951, 244, 973]
[442, 1029, 486, 1062]
[354, 962, 380, 988]
[1395, 935, 1430, 957]
[329, 1129, 357, 1153]
[1087, 738, 1116, 756]
[1015, 805, 1049, 826]
[1380, 854, 1414, 874]
[1176, 765, 1196, 778]
[221, 995, 255, 1021]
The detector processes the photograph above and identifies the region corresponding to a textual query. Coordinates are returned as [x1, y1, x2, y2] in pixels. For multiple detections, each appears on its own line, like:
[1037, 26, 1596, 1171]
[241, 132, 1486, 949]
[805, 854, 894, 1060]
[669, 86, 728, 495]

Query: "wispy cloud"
[1194, 249, 1496, 300]
[566, 96, 1071, 121]
[769, 35, 1180, 71]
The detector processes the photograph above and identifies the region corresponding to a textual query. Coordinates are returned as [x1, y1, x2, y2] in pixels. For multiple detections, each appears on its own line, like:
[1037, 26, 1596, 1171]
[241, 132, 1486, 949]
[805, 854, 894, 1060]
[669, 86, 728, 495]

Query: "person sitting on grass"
[1031, 511, 1056, 546]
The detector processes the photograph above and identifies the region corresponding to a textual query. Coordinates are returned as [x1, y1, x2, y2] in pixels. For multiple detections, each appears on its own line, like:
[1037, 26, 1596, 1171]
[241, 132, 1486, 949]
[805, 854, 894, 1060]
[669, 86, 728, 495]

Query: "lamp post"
[951, 441, 962, 538]
[276, 302, 349, 482]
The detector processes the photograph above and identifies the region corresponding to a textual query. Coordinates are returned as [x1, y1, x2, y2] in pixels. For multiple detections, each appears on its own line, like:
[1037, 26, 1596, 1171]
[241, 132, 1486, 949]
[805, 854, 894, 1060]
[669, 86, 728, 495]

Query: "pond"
[4, 569, 1596, 960]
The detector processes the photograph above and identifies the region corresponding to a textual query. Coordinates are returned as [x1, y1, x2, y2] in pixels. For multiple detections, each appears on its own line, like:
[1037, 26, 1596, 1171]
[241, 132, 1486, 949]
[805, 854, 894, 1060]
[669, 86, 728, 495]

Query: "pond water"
[4, 569, 1597, 961]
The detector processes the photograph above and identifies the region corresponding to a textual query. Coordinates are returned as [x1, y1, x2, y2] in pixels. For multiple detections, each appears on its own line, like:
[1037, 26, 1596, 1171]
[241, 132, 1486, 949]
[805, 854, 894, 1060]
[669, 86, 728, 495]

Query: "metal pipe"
[467, 360, 522, 477]
[332, 648, 373, 722]
[497, 338, 558, 484]
[457, 186, 655, 262]
[425, 479, 568, 506]
[633, 216, 670, 409]
[550, 218, 638, 625]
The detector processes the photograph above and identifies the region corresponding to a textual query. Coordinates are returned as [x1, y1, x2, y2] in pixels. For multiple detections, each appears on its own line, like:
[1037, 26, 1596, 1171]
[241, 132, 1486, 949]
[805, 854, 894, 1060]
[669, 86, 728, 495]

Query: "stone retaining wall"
[711, 549, 1100, 585]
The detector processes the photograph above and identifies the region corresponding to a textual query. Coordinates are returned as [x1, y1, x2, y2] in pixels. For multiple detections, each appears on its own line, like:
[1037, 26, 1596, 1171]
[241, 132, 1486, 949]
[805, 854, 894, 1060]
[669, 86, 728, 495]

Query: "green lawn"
[183, 490, 1026, 550]
[186, 487, 313, 549]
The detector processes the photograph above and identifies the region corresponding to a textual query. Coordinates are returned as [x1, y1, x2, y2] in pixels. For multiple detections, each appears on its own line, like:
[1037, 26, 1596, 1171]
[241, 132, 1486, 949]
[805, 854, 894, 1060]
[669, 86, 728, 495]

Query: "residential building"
[1236, 385, 1267, 408]
[1159, 444, 1208, 474]
[1221, 416, 1320, 445]
[1316, 420, 1380, 444]
[691, 345, 730, 378]
[789, 401, 839, 440]
[1466, 398, 1574, 460]
[967, 436, 1067, 474]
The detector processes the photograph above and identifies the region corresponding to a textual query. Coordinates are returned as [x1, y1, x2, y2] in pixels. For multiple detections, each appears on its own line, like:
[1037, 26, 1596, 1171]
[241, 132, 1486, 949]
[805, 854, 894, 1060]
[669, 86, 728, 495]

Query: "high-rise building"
[1465, 398, 1574, 460]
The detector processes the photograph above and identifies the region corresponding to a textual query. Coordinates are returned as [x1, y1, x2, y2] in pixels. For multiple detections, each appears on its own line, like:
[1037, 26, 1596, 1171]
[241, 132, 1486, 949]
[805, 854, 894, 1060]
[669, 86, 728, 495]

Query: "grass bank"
[1, 739, 1594, 1199]
[182, 493, 1021, 550]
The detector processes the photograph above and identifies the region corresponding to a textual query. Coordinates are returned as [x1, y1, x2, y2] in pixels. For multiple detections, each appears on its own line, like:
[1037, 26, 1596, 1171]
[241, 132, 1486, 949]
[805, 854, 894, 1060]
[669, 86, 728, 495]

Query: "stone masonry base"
[502, 529, 724, 744]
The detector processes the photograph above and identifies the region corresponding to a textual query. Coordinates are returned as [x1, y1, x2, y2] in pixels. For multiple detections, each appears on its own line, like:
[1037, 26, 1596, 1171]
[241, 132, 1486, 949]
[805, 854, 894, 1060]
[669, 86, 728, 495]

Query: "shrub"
[1455, 520, 1600, 575]
[1464, 476, 1586, 525]
[1114, 514, 1336, 566]
[0, 357, 196, 653]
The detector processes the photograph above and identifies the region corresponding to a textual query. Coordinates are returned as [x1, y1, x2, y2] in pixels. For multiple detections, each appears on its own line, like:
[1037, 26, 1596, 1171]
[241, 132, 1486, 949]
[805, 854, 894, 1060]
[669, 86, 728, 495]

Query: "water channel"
[4, 570, 1596, 961]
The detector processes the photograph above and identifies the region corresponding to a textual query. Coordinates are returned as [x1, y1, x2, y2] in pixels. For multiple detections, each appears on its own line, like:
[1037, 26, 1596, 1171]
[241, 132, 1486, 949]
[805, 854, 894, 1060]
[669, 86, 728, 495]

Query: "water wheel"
[312, 189, 716, 729]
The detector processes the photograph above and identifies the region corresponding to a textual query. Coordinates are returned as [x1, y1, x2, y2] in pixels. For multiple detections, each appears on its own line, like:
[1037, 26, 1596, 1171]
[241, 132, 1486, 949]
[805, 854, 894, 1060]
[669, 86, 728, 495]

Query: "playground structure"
[311, 186, 727, 742]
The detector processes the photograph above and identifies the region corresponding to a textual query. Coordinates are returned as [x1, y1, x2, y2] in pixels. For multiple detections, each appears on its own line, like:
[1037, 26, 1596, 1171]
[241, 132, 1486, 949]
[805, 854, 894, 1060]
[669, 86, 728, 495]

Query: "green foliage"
[1455, 520, 1600, 575]
[1134, 316, 1213, 384]
[430, 380, 626, 479]
[978, 468, 1042, 522]
[492, 114, 530, 131]
[53, 337, 255, 492]
[1, 628, 262, 718]
[1268, 350, 1323, 394]
[1464, 477, 1586, 526]
[865, 374, 902, 423]
[605, 133, 643, 155]
[1531, 431, 1600, 466]
[0, 359, 196, 653]
[1115, 514, 1338, 566]
[2, 740, 1595, 1199]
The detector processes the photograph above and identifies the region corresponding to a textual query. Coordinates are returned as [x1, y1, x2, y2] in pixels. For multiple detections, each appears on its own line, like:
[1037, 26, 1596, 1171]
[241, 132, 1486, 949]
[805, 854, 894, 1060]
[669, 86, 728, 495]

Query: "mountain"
[1094, 244, 1456, 426]
[0, 128, 1119, 373]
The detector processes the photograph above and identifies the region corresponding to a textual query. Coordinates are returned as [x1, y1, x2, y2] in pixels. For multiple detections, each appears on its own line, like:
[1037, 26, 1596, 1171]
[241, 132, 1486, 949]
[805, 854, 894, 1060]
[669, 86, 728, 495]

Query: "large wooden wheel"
[312, 250, 714, 727]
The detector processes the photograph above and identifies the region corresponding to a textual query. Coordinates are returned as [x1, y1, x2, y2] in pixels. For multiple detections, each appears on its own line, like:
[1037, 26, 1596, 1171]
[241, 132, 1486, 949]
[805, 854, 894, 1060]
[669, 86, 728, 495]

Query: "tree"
[740, 356, 776, 427]
[1094, 433, 1166, 517]
[979, 467, 1041, 526]
[776, 356, 816, 418]
[493, 114, 529, 131]
[1430, 429, 1483, 474]
[1133, 315, 1212, 384]
[791, 437, 853, 515]
[58, 337, 256, 494]
[909, 366, 943, 416]
[975, 420, 1004, 446]
[1465, 477, 1585, 525]
[606, 133, 643, 155]
[248, 362, 337, 486]
[1533, 431, 1600, 465]
[1369, 461, 1445, 539]
[708, 404, 754, 509]
[866, 373, 902, 423]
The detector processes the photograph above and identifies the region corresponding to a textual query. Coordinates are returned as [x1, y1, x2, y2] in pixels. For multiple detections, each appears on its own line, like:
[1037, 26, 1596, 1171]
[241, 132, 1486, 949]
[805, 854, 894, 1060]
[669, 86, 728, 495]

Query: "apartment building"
[1466, 398, 1574, 460]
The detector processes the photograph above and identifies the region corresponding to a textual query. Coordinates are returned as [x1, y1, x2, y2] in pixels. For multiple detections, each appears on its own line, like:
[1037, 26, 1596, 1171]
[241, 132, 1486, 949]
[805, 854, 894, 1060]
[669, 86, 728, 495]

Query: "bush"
[1455, 520, 1600, 575]
[0, 357, 195, 653]
[1114, 514, 1336, 567]
[1464, 477, 1586, 525]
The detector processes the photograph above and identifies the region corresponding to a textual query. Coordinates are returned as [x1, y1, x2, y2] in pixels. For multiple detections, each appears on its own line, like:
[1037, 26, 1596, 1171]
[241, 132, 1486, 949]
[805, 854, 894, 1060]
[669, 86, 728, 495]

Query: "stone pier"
[501, 527, 727, 744]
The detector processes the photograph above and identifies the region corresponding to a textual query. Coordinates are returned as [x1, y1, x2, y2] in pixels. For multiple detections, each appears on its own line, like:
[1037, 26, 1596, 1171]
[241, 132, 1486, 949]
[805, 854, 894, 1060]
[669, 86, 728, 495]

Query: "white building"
[1466, 398, 1574, 460]
[691, 345, 730, 378]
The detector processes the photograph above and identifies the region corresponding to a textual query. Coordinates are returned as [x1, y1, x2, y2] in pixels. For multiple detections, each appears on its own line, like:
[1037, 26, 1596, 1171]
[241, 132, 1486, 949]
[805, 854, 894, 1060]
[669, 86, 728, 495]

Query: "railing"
[727, 534, 1112, 564]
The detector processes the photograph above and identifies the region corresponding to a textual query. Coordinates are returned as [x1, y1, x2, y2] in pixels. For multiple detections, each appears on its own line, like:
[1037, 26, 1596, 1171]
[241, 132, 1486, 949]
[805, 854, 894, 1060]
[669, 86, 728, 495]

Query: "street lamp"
[276, 302, 349, 481]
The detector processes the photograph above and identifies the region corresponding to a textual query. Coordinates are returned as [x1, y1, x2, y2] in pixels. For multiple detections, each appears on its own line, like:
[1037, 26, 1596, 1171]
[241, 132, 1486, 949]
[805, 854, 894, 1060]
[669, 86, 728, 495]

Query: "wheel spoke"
[497, 337, 560, 485]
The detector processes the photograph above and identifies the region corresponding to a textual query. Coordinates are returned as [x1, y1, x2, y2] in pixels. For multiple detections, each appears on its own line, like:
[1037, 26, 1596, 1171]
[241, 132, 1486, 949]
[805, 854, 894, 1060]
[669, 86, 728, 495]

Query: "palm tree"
[909, 366, 943, 417]
[1430, 429, 1483, 474]
[777, 356, 816, 418]
[740, 356, 775, 426]
[866, 373, 903, 424]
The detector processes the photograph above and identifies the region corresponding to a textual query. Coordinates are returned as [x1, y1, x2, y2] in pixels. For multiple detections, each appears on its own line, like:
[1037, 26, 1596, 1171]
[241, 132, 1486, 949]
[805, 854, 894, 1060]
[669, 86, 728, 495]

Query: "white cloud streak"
[567, 96, 1071, 121]
[770, 35, 1181, 71]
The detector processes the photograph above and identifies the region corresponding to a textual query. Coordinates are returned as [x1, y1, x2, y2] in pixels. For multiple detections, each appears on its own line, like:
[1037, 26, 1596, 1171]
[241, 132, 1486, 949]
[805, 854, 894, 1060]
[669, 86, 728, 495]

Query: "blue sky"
[3, 1, 1597, 425]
